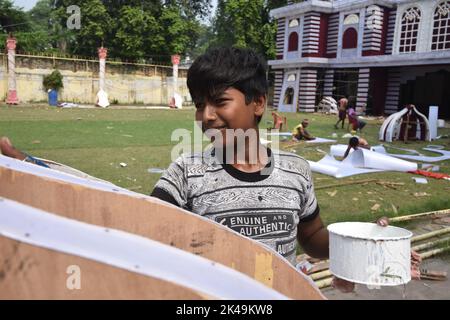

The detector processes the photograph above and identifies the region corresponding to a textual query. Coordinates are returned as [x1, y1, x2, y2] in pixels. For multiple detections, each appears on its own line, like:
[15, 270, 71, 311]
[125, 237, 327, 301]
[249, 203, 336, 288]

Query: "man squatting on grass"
[0, 47, 421, 290]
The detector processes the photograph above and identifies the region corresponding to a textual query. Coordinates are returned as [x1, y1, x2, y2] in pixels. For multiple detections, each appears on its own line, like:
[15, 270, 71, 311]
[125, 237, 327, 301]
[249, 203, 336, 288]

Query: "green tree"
[0, 0, 29, 33]
[212, 0, 277, 59]
[112, 5, 164, 61]
[51, 0, 111, 56]
[159, 5, 197, 56]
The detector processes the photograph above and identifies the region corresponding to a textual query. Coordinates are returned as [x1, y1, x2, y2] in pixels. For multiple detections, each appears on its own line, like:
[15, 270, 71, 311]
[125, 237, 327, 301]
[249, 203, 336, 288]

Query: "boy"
[151, 47, 358, 291]
[334, 96, 348, 129]
[343, 137, 370, 159]
[292, 119, 315, 141]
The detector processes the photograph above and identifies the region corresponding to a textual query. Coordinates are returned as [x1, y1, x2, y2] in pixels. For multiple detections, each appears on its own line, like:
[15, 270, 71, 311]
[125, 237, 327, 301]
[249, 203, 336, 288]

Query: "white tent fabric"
[0, 198, 289, 300]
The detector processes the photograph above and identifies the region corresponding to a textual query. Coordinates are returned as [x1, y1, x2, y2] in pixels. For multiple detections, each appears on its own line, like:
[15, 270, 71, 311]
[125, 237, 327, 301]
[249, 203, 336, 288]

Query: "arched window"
[344, 14, 359, 25]
[343, 27, 358, 49]
[288, 32, 299, 51]
[432, 1, 450, 51]
[283, 87, 294, 105]
[399, 7, 421, 53]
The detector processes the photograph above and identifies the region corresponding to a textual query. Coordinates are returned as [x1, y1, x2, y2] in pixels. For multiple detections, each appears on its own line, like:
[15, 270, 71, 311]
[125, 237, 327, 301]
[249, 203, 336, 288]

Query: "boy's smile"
[195, 87, 265, 140]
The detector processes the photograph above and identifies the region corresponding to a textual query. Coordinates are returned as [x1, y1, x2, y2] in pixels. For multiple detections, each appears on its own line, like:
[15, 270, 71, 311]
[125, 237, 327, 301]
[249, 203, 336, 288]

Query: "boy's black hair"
[349, 137, 359, 147]
[187, 47, 268, 124]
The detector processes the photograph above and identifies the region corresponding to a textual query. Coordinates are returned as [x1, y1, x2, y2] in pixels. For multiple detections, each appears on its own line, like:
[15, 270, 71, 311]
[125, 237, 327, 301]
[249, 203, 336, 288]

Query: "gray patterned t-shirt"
[151, 148, 319, 265]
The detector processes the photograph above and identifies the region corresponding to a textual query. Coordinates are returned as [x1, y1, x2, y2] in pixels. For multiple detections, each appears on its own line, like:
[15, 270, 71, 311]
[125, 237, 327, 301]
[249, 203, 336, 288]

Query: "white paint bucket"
[438, 119, 445, 128]
[328, 222, 412, 286]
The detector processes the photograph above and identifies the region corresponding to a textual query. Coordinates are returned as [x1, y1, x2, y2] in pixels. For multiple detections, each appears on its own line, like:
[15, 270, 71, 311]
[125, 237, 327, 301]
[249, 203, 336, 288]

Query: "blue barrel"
[48, 89, 58, 106]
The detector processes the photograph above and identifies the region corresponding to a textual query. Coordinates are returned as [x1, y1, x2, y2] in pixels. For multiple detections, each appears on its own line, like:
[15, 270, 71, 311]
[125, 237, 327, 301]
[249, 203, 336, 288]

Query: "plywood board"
[0, 158, 324, 300]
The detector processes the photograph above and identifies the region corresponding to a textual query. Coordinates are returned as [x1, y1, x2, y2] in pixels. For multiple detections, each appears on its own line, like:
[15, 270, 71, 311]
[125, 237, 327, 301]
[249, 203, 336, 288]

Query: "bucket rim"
[327, 222, 413, 241]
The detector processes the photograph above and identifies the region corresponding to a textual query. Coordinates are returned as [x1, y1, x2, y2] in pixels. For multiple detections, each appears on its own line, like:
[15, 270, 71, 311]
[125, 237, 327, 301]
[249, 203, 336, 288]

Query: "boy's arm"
[151, 187, 181, 207]
[343, 146, 351, 159]
[297, 213, 329, 259]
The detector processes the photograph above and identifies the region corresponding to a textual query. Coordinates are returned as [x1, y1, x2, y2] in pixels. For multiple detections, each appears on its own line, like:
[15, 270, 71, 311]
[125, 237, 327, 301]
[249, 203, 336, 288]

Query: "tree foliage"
[0, 0, 294, 62]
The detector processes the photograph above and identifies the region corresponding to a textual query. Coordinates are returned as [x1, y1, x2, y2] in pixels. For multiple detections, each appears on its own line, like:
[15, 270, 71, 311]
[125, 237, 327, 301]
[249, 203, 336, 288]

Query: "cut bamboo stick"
[412, 237, 450, 252]
[412, 227, 450, 243]
[419, 246, 450, 259]
[310, 270, 332, 281]
[390, 209, 450, 223]
[315, 277, 333, 289]
[315, 179, 378, 190]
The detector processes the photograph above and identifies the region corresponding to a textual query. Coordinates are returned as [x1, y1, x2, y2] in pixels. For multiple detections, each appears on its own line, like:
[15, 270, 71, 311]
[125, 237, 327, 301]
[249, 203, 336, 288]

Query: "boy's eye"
[214, 99, 229, 106]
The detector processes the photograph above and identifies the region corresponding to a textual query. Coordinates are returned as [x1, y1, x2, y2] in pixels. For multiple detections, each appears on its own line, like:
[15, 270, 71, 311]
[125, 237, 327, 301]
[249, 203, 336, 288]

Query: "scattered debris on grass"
[371, 203, 381, 211]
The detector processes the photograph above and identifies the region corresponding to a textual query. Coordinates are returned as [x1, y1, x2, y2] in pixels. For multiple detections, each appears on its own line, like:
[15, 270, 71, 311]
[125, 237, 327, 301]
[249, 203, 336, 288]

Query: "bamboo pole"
[419, 246, 450, 260]
[315, 277, 333, 289]
[390, 209, 450, 223]
[315, 179, 378, 190]
[412, 227, 450, 243]
[412, 237, 450, 252]
[310, 270, 332, 281]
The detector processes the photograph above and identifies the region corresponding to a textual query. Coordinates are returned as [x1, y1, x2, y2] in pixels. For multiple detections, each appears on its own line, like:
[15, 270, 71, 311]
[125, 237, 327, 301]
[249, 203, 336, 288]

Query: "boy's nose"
[202, 104, 217, 121]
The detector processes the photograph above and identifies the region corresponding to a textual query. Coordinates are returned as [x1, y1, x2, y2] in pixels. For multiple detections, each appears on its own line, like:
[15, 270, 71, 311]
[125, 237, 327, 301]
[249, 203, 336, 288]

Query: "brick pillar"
[98, 47, 107, 91]
[273, 70, 284, 108]
[356, 68, 370, 114]
[323, 69, 334, 97]
[170, 54, 181, 108]
[96, 47, 110, 107]
[6, 36, 19, 104]
[298, 69, 317, 112]
[384, 68, 401, 114]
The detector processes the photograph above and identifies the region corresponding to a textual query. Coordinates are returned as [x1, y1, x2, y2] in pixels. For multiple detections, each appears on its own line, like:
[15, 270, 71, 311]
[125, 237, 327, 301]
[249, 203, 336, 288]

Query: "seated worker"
[292, 119, 315, 141]
[343, 137, 371, 159]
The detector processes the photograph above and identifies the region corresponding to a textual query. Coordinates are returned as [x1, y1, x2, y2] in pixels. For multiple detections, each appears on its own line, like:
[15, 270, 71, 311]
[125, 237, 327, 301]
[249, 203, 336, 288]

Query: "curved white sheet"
[381, 147, 450, 163]
[331, 145, 450, 163]
[380, 107, 431, 142]
[310, 148, 417, 178]
[308, 154, 382, 178]
[0, 197, 289, 300]
[0, 154, 319, 278]
[0, 154, 135, 197]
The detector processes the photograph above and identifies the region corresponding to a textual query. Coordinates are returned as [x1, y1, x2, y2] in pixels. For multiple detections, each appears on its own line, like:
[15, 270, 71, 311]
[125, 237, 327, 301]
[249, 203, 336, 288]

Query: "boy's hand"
[376, 216, 421, 280]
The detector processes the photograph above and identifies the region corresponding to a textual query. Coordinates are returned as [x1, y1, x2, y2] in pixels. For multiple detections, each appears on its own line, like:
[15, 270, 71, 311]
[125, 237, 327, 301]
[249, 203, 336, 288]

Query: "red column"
[6, 36, 19, 104]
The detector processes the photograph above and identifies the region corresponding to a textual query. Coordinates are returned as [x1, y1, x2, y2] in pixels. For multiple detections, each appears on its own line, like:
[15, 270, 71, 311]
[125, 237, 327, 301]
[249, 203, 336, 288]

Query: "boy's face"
[195, 88, 265, 148]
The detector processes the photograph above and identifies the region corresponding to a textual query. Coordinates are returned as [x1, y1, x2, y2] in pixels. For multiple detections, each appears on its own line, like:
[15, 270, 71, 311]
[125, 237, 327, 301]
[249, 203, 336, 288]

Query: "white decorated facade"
[269, 0, 450, 118]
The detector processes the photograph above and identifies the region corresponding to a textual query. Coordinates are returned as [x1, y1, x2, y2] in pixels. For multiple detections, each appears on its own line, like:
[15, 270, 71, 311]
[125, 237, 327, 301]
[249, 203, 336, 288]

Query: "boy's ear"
[253, 95, 266, 117]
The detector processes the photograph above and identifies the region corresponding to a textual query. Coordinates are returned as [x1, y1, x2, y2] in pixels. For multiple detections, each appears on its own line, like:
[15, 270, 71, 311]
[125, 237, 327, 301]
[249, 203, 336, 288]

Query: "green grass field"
[1, 105, 449, 226]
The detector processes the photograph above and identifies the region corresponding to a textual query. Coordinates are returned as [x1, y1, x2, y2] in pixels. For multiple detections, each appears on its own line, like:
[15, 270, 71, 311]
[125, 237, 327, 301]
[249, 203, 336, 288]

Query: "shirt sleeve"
[151, 155, 188, 208]
[298, 162, 320, 223]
